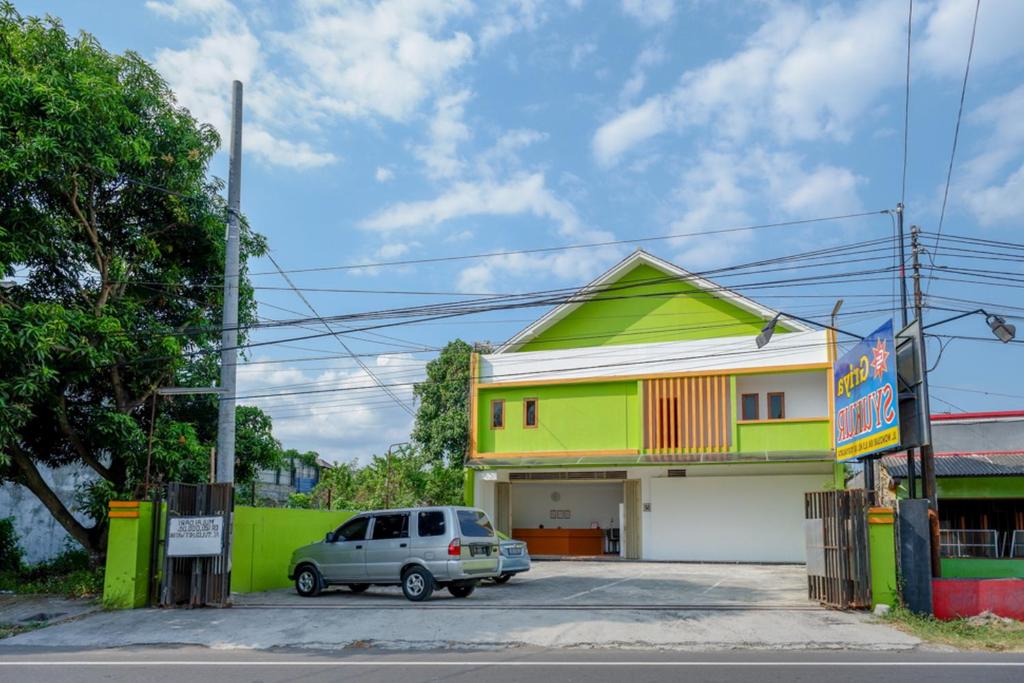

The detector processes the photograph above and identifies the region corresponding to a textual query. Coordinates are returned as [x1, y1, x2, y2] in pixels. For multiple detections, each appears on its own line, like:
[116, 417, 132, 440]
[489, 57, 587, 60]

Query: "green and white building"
[466, 250, 840, 562]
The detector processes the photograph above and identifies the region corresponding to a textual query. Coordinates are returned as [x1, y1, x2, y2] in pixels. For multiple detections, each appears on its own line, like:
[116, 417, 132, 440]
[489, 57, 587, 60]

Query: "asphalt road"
[2, 646, 1024, 683]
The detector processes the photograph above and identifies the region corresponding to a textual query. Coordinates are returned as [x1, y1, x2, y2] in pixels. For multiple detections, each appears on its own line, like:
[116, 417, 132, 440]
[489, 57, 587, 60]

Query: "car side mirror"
[325, 532, 335, 543]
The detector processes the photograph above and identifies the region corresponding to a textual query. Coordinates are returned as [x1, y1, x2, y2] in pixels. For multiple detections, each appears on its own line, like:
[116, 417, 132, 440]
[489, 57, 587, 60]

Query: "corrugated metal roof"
[881, 452, 1024, 478]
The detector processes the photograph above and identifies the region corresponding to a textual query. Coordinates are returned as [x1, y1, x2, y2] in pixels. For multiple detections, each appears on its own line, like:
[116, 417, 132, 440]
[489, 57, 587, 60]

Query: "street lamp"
[755, 314, 780, 349]
[923, 308, 1017, 343]
[755, 311, 863, 349]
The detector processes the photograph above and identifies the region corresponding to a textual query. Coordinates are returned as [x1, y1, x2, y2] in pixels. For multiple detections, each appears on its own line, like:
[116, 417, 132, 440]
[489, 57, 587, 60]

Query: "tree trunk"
[8, 444, 103, 560]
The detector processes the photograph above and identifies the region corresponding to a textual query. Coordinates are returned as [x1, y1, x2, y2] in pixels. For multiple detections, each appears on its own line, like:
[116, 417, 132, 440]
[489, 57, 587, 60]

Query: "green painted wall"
[232, 506, 355, 593]
[477, 381, 639, 453]
[868, 516, 898, 608]
[937, 477, 1024, 499]
[463, 467, 475, 506]
[736, 419, 831, 453]
[941, 558, 1024, 579]
[519, 263, 789, 351]
[102, 502, 155, 609]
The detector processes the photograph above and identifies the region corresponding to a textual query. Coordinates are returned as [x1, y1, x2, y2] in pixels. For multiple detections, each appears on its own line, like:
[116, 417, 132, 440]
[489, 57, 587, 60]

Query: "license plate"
[507, 547, 522, 556]
[470, 545, 490, 557]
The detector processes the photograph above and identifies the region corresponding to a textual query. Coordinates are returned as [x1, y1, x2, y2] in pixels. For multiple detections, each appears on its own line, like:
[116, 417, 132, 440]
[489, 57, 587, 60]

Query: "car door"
[364, 512, 411, 581]
[321, 515, 369, 582]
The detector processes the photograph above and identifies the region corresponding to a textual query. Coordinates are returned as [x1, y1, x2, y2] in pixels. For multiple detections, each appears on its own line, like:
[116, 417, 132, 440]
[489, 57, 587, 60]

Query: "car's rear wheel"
[294, 565, 322, 597]
[347, 583, 370, 593]
[492, 573, 513, 584]
[401, 567, 434, 602]
[448, 581, 476, 598]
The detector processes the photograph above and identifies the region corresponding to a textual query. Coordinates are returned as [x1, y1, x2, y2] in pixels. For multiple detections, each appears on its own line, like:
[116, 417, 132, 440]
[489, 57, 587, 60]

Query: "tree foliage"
[0, 7, 278, 560]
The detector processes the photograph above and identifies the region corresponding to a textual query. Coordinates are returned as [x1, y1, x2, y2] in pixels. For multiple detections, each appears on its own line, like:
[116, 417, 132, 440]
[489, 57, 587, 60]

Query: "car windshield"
[457, 509, 494, 538]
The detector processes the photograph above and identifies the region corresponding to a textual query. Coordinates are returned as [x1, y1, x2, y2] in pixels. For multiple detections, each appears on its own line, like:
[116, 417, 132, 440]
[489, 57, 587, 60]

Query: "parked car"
[288, 506, 500, 602]
[493, 536, 531, 584]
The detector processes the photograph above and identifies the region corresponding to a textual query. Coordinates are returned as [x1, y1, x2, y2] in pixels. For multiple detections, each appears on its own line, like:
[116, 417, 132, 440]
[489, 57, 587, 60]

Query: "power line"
[928, 0, 981, 295]
[901, 0, 913, 205]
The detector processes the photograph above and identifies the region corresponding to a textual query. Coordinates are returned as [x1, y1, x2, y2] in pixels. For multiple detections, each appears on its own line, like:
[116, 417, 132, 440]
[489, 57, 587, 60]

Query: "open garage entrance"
[496, 475, 628, 557]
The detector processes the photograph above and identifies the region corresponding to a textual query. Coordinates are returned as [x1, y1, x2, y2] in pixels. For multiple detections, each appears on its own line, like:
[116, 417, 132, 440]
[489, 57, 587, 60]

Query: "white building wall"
[0, 464, 94, 564]
[735, 371, 828, 419]
[510, 483, 622, 530]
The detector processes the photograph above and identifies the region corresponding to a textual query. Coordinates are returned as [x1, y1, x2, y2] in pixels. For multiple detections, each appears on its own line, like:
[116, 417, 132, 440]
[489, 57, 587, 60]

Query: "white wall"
[510, 483, 622, 530]
[647, 473, 829, 562]
[0, 464, 94, 564]
[735, 371, 827, 420]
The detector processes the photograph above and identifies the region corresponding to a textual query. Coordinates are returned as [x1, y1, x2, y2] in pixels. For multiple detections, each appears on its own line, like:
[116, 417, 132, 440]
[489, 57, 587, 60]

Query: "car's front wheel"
[492, 573, 513, 584]
[294, 565, 322, 597]
[401, 566, 434, 602]
[448, 581, 477, 598]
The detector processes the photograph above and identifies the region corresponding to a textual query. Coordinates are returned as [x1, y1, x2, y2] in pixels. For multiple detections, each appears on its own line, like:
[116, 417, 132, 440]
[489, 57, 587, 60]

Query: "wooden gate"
[159, 482, 233, 608]
[804, 489, 871, 609]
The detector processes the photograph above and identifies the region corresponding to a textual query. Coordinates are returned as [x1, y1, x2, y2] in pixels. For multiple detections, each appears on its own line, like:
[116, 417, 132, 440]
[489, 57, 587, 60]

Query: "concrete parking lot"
[236, 560, 811, 608]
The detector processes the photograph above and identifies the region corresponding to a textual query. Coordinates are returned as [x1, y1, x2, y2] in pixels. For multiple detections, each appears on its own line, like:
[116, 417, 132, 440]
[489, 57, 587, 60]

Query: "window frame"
[332, 515, 369, 543]
[741, 393, 760, 421]
[523, 397, 538, 429]
[767, 392, 786, 420]
[416, 510, 446, 538]
[490, 399, 505, 430]
[370, 512, 409, 540]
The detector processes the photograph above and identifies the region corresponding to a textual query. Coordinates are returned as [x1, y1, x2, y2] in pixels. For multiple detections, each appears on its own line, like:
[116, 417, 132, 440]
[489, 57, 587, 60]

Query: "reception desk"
[512, 528, 606, 556]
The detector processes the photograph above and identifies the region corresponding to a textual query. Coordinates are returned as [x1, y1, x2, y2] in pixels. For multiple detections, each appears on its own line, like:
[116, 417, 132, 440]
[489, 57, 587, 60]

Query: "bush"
[0, 517, 24, 573]
[0, 544, 103, 599]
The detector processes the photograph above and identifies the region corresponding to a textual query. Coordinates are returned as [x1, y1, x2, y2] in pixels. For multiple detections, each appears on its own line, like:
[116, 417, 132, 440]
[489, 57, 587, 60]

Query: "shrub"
[0, 517, 24, 574]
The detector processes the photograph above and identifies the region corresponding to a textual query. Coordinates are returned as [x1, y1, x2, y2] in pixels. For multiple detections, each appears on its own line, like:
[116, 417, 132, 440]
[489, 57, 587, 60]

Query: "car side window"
[333, 516, 369, 542]
[417, 511, 446, 537]
[371, 513, 409, 540]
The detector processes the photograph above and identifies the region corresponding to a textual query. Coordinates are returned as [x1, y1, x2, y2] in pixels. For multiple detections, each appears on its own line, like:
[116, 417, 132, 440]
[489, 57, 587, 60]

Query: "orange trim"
[476, 363, 832, 389]
[473, 448, 640, 459]
[736, 417, 829, 425]
[109, 510, 140, 519]
[109, 501, 140, 509]
[469, 351, 479, 458]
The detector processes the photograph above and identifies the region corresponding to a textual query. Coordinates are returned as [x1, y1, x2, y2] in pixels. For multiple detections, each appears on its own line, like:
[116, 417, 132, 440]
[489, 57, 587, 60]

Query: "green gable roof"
[505, 251, 801, 353]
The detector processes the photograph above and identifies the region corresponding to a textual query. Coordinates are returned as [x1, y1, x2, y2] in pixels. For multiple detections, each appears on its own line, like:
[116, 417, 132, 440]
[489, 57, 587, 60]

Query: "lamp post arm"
[922, 308, 986, 330]
[777, 311, 864, 340]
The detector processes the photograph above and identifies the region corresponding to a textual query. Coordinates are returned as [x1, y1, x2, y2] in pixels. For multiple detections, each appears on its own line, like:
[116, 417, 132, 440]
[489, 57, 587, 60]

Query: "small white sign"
[167, 516, 224, 557]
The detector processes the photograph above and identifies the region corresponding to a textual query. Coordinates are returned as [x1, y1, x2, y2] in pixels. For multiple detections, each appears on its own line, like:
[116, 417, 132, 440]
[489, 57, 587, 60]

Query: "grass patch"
[0, 549, 103, 599]
[885, 606, 1024, 651]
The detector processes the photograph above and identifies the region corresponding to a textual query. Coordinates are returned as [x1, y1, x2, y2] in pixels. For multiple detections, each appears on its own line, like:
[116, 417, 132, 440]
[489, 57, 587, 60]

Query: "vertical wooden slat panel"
[700, 376, 709, 452]
[681, 377, 689, 452]
[654, 379, 663, 453]
[709, 374, 719, 452]
[670, 379, 679, 450]
[644, 380, 653, 453]
[675, 377, 683, 451]
[721, 376, 730, 449]
[689, 377, 697, 452]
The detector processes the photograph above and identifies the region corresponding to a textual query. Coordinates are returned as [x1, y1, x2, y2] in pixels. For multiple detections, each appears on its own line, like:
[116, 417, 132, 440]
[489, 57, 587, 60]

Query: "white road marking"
[702, 578, 725, 594]
[558, 574, 641, 601]
[1, 661, 1022, 667]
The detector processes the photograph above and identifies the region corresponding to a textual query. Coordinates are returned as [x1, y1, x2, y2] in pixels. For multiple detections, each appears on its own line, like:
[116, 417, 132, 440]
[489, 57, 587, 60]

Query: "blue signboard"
[834, 319, 900, 462]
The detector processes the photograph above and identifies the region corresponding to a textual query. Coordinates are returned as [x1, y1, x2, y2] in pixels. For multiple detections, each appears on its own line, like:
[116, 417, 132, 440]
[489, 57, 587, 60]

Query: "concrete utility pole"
[910, 225, 938, 510]
[216, 80, 243, 485]
[896, 203, 918, 500]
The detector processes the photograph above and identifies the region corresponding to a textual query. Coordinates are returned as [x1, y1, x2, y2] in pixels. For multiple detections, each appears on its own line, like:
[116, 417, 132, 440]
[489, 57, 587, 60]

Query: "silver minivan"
[287, 506, 500, 601]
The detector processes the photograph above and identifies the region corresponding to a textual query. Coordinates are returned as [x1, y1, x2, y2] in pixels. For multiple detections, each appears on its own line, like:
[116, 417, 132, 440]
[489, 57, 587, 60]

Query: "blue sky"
[27, 0, 1024, 460]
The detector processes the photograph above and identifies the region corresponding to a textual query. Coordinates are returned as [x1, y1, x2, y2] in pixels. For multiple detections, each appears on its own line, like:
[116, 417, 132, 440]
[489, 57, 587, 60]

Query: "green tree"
[410, 339, 491, 505]
[0, 7, 272, 560]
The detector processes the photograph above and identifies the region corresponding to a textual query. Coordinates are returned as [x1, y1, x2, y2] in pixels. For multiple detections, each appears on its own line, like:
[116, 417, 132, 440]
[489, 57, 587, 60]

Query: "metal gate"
[159, 482, 233, 608]
[805, 489, 871, 609]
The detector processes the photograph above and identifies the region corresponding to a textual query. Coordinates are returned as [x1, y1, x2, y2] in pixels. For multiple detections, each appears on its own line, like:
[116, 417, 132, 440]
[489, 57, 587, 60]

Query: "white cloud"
[958, 86, 1024, 227]
[414, 90, 473, 179]
[916, 0, 1024, 78]
[375, 166, 395, 182]
[570, 42, 597, 70]
[480, 0, 546, 50]
[668, 148, 863, 269]
[360, 172, 583, 235]
[593, 96, 669, 167]
[621, 0, 674, 26]
[237, 354, 425, 461]
[962, 164, 1024, 227]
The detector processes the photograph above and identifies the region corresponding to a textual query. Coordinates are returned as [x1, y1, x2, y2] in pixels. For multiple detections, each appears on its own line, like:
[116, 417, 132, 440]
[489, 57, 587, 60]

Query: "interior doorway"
[508, 480, 623, 556]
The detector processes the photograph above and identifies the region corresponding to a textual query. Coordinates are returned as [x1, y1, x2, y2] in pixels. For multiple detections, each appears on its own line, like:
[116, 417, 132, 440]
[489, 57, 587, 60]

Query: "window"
[371, 513, 409, 540]
[523, 398, 538, 428]
[741, 393, 759, 420]
[457, 509, 494, 538]
[333, 516, 369, 542]
[490, 399, 505, 429]
[417, 510, 446, 537]
[768, 392, 786, 420]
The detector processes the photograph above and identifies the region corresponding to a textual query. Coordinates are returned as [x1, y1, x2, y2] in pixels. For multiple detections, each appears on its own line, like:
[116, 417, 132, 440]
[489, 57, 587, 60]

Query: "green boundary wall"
[103, 503, 356, 608]
[941, 558, 1024, 579]
[867, 508, 898, 608]
[232, 506, 354, 593]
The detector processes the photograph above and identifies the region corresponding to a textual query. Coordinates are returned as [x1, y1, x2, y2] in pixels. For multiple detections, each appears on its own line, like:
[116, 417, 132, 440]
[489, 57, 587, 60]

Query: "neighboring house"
[466, 250, 839, 562]
[880, 410, 1024, 564]
[251, 457, 329, 506]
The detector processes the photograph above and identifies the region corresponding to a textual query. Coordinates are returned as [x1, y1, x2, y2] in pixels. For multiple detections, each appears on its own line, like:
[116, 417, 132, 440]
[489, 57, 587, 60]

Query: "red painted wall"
[932, 578, 1024, 620]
